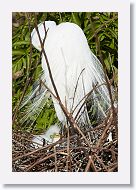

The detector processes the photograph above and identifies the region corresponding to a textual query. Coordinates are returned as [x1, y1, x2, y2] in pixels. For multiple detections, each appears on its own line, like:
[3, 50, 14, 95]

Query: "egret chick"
[32, 125, 60, 148]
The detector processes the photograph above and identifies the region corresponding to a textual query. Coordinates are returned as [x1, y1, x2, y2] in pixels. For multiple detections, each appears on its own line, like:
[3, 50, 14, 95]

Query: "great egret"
[21, 21, 111, 144]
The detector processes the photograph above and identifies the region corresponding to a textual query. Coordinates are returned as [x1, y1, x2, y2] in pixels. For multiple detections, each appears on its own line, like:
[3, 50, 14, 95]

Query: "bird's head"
[31, 21, 56, 51]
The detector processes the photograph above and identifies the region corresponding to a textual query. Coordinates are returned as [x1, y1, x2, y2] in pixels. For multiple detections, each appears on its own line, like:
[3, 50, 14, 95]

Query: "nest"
[12, 108, 118, 172]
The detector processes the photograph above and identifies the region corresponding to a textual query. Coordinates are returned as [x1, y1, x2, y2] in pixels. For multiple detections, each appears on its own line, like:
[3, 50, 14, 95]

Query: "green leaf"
[71, 13, 81, 26]
[13, 41, 29, 46]
[12, 50, 26, 56]
[107, 28, 118, 39]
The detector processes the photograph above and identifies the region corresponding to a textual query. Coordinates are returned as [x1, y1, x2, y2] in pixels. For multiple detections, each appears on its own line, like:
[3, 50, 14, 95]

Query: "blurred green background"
[12, 12, 118, 134]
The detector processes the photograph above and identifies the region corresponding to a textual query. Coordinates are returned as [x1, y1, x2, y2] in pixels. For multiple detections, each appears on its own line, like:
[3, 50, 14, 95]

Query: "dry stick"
[40, 80, 58, 101]
[13, 134, 78, 162]
[34, 15, 92, 149]
[85, 155, 97, 172]
[89, 156, 97, 172]
[13, 145, 90, 171]
[77, 162, 83, 172]
[94, 153, 108, 172]
[101, 147, 118, 156]
[34, 15, 60, 101]
[72, 82, 106, 118]
[96, 114, 113, 148]
[107, 162, 118, 172]
[40, 80, 91, 150]
[12, 139, 29, 150]
[110, 146, 117, 162]
[72, 82, 95, 114]
[82, 109, 113, 133]
[74, 83, 106, 121]
[25, 146, 87, 172]
[108, 164, 118, 172]
[54, 146, 58, 172]
[41, 78, 106, 127]
[34, 17, 70, 120]
[71, 68, 85, 110]
[83, 118, 106, 132]
[66, 124, 71, 171]
[25, 152, 57, 172]
[73, 84, 97, 119]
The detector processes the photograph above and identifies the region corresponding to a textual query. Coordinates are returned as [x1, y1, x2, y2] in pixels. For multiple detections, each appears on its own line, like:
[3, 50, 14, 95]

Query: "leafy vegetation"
[12, 12, 118, 134]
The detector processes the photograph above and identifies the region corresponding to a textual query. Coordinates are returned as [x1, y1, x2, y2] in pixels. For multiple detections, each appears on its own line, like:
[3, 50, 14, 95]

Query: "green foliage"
[12, 12, 118, 133]
[34, 100, 58, 134]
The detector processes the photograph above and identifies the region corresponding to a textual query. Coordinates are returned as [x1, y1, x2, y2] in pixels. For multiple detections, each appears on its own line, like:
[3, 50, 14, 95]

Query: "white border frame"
[0, 0, 130, 184]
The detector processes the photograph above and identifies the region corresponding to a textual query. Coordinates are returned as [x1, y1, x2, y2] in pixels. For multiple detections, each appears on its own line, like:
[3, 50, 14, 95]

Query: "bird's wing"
[86, 52, 111, 120]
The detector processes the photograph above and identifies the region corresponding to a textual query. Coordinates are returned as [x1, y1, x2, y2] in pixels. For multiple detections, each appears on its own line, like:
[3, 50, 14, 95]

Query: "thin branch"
[71, 68, 85, 110]
[85, 155, 97, 172]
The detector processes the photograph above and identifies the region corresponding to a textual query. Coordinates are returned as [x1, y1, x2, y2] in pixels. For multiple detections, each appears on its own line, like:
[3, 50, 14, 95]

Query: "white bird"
[21, 21, 111, 144]
[32, 125, 60, 147]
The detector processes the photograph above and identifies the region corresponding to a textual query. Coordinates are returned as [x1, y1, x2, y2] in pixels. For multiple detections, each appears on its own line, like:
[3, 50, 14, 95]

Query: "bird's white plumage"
[32, 125, 60, 147]
[21, 21, 111, 142]
[31, 21, 57, 51]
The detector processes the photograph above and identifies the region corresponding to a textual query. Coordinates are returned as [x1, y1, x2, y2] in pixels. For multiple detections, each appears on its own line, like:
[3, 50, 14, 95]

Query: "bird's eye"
[50, 134, 54, 139]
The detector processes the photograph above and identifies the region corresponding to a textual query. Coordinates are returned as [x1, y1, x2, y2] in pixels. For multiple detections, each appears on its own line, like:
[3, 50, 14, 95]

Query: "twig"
[94, 153, 108, 172]
[71, 68, 85, 110]
[96, 113, 113, 148]
[54, 146, 58, 172]
[74, 82, 107, 121]
[108, 164, 118, 172]
[12, 134, 78, 161]
[85, 155, 97, 172]
[34, 14, 60, 101]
